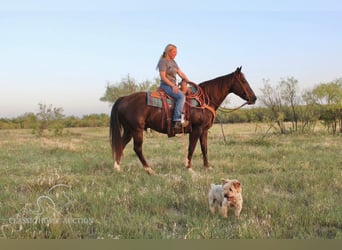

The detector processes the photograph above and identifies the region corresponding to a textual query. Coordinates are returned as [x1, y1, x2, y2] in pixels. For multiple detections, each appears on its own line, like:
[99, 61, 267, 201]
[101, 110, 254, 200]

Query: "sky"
[1, 0, 342, 118]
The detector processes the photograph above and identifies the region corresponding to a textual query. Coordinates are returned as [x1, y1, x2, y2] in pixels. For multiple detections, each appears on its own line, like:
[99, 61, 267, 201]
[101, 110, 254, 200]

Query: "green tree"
[100, 74, 159, 104]
[81, 114, 109, 127]
[16, 112, 38, 129]
[300, 90, 320, 132]
[310, 79, 342, 134]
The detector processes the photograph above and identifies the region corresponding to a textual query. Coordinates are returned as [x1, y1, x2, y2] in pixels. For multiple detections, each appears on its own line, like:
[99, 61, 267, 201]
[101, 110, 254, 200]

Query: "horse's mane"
[197, 72, 235, 107]
[198, 72, 234, 88]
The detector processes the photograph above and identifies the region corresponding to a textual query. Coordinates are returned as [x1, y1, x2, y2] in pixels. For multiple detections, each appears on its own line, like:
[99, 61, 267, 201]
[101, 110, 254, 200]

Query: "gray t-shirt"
[158, 58, 179, 84]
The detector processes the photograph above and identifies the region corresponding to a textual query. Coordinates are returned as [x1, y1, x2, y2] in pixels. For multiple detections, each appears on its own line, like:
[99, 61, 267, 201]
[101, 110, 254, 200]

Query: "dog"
[208, 178, 243, 218]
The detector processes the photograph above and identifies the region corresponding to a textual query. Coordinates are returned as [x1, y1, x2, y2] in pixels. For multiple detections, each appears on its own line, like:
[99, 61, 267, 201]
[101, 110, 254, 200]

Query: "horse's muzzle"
[248, 96, 257, 105]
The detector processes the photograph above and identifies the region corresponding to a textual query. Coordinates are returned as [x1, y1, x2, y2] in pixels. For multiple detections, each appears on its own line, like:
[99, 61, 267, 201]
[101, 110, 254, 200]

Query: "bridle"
[215, 72, 251, 113]
[184, 72, 253, 120]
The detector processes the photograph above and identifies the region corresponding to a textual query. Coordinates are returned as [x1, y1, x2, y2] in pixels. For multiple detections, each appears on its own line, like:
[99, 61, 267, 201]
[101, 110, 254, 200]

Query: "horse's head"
[233, 66, 257, 105]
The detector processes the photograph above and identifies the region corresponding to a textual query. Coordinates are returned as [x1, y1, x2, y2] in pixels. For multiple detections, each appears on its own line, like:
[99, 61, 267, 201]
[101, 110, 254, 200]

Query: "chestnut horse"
[110, 66, 256, 174]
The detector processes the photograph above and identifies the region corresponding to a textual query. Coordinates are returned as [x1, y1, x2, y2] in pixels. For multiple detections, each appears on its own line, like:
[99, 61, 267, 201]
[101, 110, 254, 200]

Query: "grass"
[0, 124, 341, 239]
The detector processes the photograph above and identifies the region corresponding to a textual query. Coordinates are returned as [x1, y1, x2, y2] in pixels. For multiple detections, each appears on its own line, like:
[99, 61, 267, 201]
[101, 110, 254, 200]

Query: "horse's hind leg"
[132, 129, 155, 175]
[114, 129, 132, 172]
[200, 130, 210, 169]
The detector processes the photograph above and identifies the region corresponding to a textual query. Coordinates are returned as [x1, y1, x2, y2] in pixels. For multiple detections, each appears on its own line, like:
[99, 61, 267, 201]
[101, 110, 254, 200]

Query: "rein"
[218, 101, 248, 113]
[185, 82, 216, 121]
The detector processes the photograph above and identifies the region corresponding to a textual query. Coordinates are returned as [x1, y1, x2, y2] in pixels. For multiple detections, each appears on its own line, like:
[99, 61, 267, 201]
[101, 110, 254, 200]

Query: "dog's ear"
[221, 178, 229, 185]
[233, 181, 241, 191]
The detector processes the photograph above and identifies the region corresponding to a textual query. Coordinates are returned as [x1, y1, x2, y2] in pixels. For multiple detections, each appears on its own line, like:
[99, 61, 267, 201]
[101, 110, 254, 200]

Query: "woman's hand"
[172, 85, 179, 94]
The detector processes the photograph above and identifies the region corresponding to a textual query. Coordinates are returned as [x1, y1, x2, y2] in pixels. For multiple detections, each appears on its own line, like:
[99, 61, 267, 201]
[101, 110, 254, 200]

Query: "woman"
[156, 44, 190, 128]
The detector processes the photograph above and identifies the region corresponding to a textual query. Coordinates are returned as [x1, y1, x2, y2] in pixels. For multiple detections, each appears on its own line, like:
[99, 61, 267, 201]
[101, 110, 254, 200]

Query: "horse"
[110, 66, 256, 174]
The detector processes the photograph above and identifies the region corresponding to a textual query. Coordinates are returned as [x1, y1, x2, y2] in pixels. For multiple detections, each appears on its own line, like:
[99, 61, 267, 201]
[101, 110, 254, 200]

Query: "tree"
[16, 113, 38, 129]
[311, 80, 342, 105]
[259, 79, 286, 134]
[310, 79, 342, 134]
[33, 103, 65, 136]
[100, 74, 159, 104]
[300, 90, 320, 132]
[280, 77, 300, 131]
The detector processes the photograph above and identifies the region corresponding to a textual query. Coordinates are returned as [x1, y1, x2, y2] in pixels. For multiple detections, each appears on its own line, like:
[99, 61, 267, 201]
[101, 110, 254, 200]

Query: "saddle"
[147, 83, 202, 137]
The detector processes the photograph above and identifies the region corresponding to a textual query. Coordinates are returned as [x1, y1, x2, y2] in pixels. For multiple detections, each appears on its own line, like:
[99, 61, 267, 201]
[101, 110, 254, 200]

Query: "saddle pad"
[147, 91, 174, 108]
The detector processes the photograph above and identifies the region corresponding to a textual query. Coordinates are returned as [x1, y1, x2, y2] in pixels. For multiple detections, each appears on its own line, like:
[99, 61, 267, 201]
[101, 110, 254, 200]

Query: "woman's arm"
[177, 68, 190, 82]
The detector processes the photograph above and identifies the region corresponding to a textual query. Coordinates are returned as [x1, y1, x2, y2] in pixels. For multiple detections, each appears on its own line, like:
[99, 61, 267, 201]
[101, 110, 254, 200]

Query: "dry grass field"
[0, 123, 341, 239]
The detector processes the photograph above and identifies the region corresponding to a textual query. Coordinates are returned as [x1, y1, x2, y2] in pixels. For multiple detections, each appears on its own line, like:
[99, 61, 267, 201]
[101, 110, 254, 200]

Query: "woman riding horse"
[110, 66, 256, 174]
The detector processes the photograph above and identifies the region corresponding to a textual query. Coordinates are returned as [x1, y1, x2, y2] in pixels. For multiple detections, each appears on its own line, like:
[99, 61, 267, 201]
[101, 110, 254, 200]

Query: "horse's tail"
[110, 97, 124, 161]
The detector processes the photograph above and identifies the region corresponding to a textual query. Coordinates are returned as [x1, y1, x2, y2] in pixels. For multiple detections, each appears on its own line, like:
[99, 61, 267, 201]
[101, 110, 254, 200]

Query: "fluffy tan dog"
[208, 178, 243, 218]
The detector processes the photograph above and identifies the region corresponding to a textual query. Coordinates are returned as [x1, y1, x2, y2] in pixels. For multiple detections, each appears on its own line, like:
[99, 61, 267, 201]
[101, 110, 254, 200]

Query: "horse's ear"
[236, 66, 242, 72]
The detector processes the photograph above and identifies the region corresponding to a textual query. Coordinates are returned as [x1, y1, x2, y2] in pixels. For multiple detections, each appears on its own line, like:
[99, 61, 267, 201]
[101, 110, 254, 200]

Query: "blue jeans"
[160, 82, 185, 121]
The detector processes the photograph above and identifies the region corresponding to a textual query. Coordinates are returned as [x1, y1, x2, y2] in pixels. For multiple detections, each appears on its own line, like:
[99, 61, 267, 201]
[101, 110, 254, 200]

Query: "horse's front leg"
[199, 130, 210, 169]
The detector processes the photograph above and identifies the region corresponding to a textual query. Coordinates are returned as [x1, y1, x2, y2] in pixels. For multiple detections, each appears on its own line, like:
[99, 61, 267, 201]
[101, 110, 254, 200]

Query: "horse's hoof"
[185, 159, 190, 168]
[114, 162, 121, 172]
[145, 167, 156, 175]
[187, 168, 196, 176]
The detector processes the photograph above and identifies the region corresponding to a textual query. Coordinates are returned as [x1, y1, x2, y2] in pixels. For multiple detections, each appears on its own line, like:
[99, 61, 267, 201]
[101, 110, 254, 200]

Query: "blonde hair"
[156, 44, 177, 70]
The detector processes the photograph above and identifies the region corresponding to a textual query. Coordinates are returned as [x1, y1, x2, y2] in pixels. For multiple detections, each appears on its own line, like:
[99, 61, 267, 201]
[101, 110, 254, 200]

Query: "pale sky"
[1, 0, 342, 118]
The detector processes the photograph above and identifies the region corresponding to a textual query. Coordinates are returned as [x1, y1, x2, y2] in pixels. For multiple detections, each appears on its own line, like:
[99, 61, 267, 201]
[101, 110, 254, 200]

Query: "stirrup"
[174, 120, 189, 129]
[181, 120, 189, 127]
